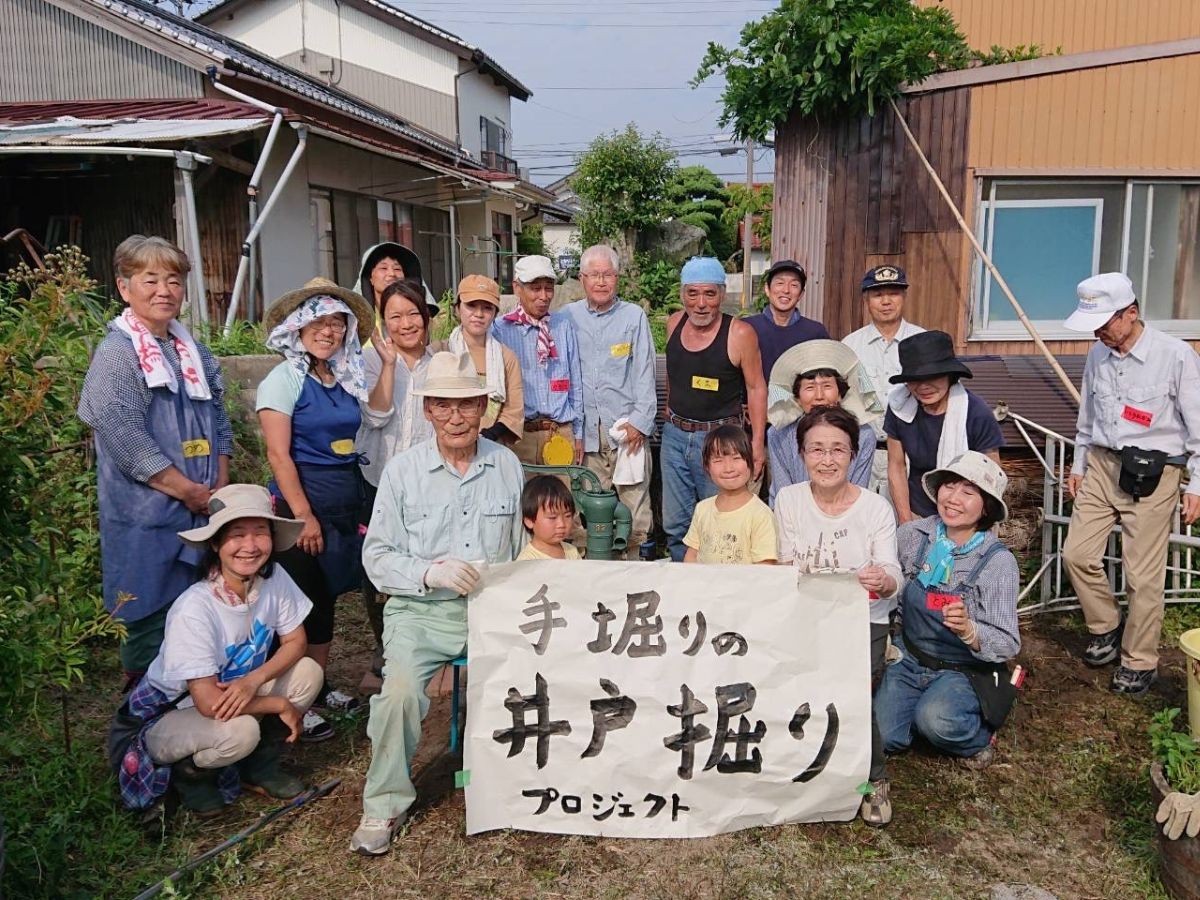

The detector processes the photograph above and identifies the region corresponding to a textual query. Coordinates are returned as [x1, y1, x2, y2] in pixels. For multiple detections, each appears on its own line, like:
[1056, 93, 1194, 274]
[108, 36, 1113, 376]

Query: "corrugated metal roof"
[81, 0, 467, 160]
[0, 98, 265, 122]
[0, 115, 267, 146]
[960, 354, 1086, 446]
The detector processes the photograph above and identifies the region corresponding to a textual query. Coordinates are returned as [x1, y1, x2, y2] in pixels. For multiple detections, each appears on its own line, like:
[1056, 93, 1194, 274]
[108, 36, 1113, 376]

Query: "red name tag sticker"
[926, 592, 958, 611]
[1122, 404, 1153, 427]
[550, 378, 570, 393]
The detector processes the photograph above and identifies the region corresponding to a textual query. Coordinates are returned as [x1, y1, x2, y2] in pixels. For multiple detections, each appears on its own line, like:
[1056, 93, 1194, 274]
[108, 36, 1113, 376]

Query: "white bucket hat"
[177, 484, 304, 550]
[413, 351, 490, 399]
[921, 450, 1009, 522]
[1064, 272, 1136, 332]
[767, 339, 880, 429]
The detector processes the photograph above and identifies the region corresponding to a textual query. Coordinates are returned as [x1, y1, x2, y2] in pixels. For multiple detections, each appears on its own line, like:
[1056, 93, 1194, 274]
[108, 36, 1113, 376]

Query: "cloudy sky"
[189, 0, 779, 186]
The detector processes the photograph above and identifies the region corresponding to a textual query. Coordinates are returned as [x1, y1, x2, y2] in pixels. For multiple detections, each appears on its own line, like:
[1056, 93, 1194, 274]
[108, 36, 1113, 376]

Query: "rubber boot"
[239, 716, 305, 800]
[171, 756, 227, 818]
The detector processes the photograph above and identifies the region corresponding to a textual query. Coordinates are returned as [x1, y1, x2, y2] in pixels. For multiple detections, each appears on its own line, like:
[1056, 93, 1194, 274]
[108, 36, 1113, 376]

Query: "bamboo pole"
[887, 98, 1081, 405]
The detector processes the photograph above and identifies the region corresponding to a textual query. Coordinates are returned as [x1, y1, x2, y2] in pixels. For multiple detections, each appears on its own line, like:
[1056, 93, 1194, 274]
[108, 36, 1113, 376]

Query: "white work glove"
[1156, 791, 1200, 840]
[423, 559, 481, 595]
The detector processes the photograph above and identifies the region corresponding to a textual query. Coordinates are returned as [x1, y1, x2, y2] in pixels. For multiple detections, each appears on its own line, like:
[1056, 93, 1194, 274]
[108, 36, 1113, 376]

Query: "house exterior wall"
[256, 128, 317, 306]
[917, 0, 1200, 55]
[458, 69, 513, 162]
[1, 0, 202, 100]
[542, 223, 580, 261]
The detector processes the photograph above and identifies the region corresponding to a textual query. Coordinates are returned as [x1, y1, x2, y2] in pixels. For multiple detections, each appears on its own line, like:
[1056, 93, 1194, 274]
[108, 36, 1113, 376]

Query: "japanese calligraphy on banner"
[464, 560, 871, 838]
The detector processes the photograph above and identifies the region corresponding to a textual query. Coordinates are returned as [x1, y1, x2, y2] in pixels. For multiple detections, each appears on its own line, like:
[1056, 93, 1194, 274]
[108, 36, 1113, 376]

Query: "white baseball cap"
[1063, 272, 1136, 332]
[514, 255, 557, 283]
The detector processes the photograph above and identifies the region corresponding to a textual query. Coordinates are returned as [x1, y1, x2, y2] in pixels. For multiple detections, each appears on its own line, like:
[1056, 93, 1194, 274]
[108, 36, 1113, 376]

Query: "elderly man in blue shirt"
[492, 255, 584, 467]
[564, 245, 657, 552]
[350, 351, 525, 856]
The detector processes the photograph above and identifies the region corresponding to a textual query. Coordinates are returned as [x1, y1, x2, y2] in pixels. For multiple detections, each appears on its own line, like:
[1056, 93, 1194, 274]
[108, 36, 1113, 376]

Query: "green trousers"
[361, 596, 468, 820]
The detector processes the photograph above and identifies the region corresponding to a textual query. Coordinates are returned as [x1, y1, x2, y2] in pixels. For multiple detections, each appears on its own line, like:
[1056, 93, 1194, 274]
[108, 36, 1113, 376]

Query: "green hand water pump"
[522, 464, 632, 560]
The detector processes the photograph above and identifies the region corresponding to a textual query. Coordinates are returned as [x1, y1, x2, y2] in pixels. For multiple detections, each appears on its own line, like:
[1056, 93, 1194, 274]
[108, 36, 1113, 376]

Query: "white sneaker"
[300, 709, 334, 743]
[319, 687, 361, 713]
[349, 813, 406, 856]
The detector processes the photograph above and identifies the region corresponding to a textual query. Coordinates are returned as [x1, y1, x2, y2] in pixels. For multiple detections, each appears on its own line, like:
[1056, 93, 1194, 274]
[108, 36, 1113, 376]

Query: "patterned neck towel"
[503, 305, 557, 365]
[917, 520, 987, 588]
[111, 308, 212, 401]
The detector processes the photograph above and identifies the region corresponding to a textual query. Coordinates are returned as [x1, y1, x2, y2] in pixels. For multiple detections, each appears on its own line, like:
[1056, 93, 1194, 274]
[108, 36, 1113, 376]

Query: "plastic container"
[1179, 629, 1200, 740]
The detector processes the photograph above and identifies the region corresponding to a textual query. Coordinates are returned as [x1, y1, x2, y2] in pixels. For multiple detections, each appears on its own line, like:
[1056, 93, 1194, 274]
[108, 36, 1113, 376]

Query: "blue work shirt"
[564, 298, 658, 452]
[362, 436, 526, 603]
[491, 311, 584, 438]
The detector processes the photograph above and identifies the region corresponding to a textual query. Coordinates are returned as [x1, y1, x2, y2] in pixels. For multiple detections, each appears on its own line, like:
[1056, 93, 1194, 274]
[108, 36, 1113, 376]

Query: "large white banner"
[464, 560, 871, 838]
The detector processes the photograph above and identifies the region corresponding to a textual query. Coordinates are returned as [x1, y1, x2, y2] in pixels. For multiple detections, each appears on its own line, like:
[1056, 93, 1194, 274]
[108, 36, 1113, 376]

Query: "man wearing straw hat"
[351, 351, 525, 855]
[1061, 273, 1200, 695]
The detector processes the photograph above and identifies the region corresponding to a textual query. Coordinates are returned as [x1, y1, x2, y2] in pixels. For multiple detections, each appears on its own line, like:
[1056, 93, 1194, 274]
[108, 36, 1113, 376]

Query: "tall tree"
[663, 166, 735, 262]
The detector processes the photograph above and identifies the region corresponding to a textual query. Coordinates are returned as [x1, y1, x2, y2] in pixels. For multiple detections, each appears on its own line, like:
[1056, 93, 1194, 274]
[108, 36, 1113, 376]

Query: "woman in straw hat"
[765, 339, 879, 506]
[257, 277, 373, 741]
[774, 405, 902, 828]
[78, 235, 232, 682]
[111, 484, 322, 818]
[876, 451, 1021, 775]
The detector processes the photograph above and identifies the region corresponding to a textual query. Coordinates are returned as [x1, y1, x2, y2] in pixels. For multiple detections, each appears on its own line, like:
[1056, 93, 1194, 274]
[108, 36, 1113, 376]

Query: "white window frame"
[968, 177, 1200, 341]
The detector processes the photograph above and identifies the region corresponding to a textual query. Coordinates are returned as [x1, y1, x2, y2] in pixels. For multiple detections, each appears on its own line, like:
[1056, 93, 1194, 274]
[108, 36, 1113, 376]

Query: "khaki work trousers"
[144, 656, 323, 769]
[513, 422, 575, 468]
[1062, 447, 1183, 670]
[583, 426, 653, 552]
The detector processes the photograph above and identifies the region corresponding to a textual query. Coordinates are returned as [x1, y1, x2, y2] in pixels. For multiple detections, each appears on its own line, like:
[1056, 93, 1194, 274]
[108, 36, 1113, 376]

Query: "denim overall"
[268, 374, 365, 597]
[97, 338, 220, 623]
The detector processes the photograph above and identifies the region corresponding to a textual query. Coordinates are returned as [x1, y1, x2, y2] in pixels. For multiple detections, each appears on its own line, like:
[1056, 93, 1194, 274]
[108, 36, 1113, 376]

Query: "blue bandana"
[917, 520, 986, 588]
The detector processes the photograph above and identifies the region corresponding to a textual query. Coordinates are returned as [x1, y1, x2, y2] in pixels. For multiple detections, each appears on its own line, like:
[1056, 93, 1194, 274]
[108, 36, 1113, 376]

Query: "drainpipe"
[209, 68, 287, 321]
[448, 202, 459, 287]
[224, 125, 309, 332]
[175, 152, 209, 326]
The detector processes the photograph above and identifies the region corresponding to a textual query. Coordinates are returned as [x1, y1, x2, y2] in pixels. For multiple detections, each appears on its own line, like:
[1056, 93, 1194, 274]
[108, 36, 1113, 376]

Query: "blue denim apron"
[900, 531, 1008, 665]
[96, 336, 220, 622]
[268, 374, 365, 597]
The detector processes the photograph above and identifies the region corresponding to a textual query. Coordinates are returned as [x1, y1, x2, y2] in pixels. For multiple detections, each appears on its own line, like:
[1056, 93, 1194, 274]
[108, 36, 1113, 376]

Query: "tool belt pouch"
[1119, 446, 1167, 501]
[963, 667, 1018, 731]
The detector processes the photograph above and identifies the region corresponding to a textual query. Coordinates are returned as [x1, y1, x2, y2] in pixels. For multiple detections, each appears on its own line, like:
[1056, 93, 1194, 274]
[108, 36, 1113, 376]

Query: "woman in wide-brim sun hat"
[257, 277, 373, 742]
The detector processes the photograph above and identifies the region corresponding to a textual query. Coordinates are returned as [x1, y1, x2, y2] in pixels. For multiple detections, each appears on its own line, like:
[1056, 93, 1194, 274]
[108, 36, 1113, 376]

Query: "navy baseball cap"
[861, 265, 908, 292]
[764, 259, 807, 289]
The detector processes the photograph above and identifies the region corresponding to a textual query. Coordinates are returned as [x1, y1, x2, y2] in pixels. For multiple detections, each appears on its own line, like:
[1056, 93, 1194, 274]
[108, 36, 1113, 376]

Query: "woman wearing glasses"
[257, 278, 374, 741]
[773, 404, 902, 828]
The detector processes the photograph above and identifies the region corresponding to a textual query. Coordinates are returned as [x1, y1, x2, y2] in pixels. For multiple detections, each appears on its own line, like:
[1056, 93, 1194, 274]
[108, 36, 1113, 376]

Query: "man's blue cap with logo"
[681, 256, 726, 285]
[861, 265, 909, 292]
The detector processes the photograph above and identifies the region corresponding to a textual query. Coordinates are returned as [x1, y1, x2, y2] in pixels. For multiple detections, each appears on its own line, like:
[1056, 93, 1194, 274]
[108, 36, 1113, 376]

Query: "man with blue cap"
[1061, 272, 1200, 696]
[662, 256, 767, 561]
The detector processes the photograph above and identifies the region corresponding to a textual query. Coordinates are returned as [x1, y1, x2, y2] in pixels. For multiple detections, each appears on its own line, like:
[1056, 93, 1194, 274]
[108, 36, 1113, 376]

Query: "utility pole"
[741, 137, 754, 310]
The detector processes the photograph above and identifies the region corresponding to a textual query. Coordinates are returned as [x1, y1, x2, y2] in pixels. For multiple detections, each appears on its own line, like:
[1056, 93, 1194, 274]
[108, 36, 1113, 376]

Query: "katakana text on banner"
[464, 560, 871, 838]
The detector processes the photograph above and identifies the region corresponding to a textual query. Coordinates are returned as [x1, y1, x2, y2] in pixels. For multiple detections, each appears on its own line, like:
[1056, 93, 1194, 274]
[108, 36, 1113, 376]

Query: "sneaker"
[1111, 665, 1158, 695]
[300, 709, 335, 743]
[349, 813, 406, 856]
[1083, 621, 1123, 667]
[318, 687, 361, 714]
[859, 779, 892, 827]
[960, 745, 996, 771]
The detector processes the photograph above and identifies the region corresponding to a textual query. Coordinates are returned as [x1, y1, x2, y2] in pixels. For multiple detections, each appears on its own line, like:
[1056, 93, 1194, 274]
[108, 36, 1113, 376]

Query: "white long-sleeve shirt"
[1072, 324, 1200, 495]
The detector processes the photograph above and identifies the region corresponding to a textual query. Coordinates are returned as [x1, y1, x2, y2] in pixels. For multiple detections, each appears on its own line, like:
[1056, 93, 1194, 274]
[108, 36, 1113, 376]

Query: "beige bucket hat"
[767, 339, 880, 429]
[264, 277, 374, 345]
[177, 484, 304, 550]
[412, 351, 490, 399]
[921, 451, 1010, 522]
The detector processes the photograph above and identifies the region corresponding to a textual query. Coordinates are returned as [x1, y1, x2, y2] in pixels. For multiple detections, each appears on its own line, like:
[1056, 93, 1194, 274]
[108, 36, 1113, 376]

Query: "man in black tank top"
[661, 256, 767, 561]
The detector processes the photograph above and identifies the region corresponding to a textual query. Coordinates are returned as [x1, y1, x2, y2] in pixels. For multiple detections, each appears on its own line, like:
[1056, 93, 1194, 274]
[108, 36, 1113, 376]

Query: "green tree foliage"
[574, 124, 676, 247]
[517, 220, 546, 257]
[694, 0, 974, 140]
[724, 183, 774, 254]
[663, 166, 735, 261]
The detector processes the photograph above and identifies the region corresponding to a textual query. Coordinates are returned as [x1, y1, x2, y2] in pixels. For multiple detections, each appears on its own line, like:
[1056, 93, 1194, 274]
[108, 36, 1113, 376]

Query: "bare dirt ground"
[131, 597, 1190, 900]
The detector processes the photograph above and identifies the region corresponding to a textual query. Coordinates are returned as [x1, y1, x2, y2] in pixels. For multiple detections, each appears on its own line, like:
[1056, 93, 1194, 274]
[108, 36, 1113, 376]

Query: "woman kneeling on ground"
[110, 484, 322, 818]
[876, 450, 1021, 772]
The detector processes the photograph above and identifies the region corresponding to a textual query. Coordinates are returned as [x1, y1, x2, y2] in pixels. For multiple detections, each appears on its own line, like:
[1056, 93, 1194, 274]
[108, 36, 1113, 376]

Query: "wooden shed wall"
[917, 0, 1200, 56]
[772, 114, 832, 319]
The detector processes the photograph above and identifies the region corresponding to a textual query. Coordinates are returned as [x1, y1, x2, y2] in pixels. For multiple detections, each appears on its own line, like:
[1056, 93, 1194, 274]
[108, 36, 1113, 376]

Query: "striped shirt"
[491, 310, 584, 438]
[78, 331, 233, 482]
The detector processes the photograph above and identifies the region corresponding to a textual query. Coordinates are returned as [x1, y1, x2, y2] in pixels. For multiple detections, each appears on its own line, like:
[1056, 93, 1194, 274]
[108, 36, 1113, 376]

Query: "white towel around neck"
[448, 326, 506, 403]
[887, 381, 969, 467]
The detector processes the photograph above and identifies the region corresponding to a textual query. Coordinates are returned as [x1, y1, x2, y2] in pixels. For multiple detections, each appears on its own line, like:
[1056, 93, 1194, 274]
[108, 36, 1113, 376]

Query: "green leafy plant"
[574, 124, 676, 249]
[662, 166, 735, 261]
[1150, 708, 1200, 794]
[971, 43, 1056, 65]
[517, 221, 546, 257]
[723, 182, 774, 255]
[194, 320, 266, 357]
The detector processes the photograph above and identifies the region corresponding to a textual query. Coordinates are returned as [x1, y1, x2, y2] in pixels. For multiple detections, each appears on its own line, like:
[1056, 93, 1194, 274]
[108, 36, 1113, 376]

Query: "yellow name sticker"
[330, 438, 356, 456]
[692, 375, 719, 392]
[610, 342, 631, 358]
[181, 439, 211, 458]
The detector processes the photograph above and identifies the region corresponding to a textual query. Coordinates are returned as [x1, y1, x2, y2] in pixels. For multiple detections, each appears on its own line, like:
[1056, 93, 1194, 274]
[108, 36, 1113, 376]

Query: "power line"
[404, 18, 758, 27]
[531, 85, 722, 91]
